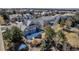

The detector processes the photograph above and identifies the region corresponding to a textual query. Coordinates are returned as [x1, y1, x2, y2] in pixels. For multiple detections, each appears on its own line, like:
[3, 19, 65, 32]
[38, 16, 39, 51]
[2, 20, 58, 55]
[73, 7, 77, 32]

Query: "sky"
[0, 0, 79, 8]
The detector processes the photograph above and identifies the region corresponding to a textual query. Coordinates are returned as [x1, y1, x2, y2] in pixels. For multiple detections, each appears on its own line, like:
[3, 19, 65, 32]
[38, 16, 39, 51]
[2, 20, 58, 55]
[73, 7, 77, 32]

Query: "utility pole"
[0, 26, 5, 51]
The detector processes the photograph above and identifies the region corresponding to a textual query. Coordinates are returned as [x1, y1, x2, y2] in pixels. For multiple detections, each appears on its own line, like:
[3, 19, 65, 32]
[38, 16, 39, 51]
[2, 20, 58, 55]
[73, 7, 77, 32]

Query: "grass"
[64, 31, 79, 48]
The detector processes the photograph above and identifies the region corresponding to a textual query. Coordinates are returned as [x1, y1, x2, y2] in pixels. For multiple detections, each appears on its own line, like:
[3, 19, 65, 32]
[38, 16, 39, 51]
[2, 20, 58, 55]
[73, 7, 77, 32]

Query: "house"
[24, 25, 43, 40]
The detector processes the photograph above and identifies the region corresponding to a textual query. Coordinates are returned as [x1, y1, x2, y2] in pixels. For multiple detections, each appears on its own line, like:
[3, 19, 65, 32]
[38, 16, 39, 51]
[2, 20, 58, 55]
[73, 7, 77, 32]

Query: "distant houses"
[2, 10, 76, 42]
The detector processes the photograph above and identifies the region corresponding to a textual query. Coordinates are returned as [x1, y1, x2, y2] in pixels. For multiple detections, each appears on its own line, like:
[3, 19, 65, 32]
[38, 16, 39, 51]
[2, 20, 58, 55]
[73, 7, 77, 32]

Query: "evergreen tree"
[40, 26, 56, 51]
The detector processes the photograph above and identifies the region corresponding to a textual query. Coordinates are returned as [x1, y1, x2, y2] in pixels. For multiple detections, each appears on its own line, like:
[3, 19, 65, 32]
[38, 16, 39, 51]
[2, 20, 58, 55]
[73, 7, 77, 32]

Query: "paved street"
[0, 26, 5, 51]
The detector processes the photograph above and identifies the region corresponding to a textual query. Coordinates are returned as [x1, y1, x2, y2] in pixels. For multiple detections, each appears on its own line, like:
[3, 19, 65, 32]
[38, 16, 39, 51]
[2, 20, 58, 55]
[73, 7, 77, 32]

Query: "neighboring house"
[9, 14, 22, 20]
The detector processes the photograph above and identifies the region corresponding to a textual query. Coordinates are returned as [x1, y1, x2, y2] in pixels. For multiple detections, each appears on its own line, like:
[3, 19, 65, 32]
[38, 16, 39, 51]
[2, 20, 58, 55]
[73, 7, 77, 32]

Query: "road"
[0, 26, 5, 51]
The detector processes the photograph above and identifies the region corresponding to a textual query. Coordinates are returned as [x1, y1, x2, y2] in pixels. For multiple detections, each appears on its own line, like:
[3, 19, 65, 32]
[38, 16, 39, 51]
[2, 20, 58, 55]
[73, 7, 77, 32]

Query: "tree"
[40, 40, 47, 51]
[2, 12, 9, 20]
[2, 12, 9, 24]
[3, 28, 12, 41]
[40, 26, 56, 51]
[3, 26, 23, 42]
[74, 13, 79, 22]
[2, 28, 12, 50]
[57, 30, 69, 51]
[2, 26, 24, 50]
[58, 17, 65, 27]
[65, 16, 77, 27]
[11, 26, 23, 43]
[44, 26, 56, 40]
[13, 10, 16, 14]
